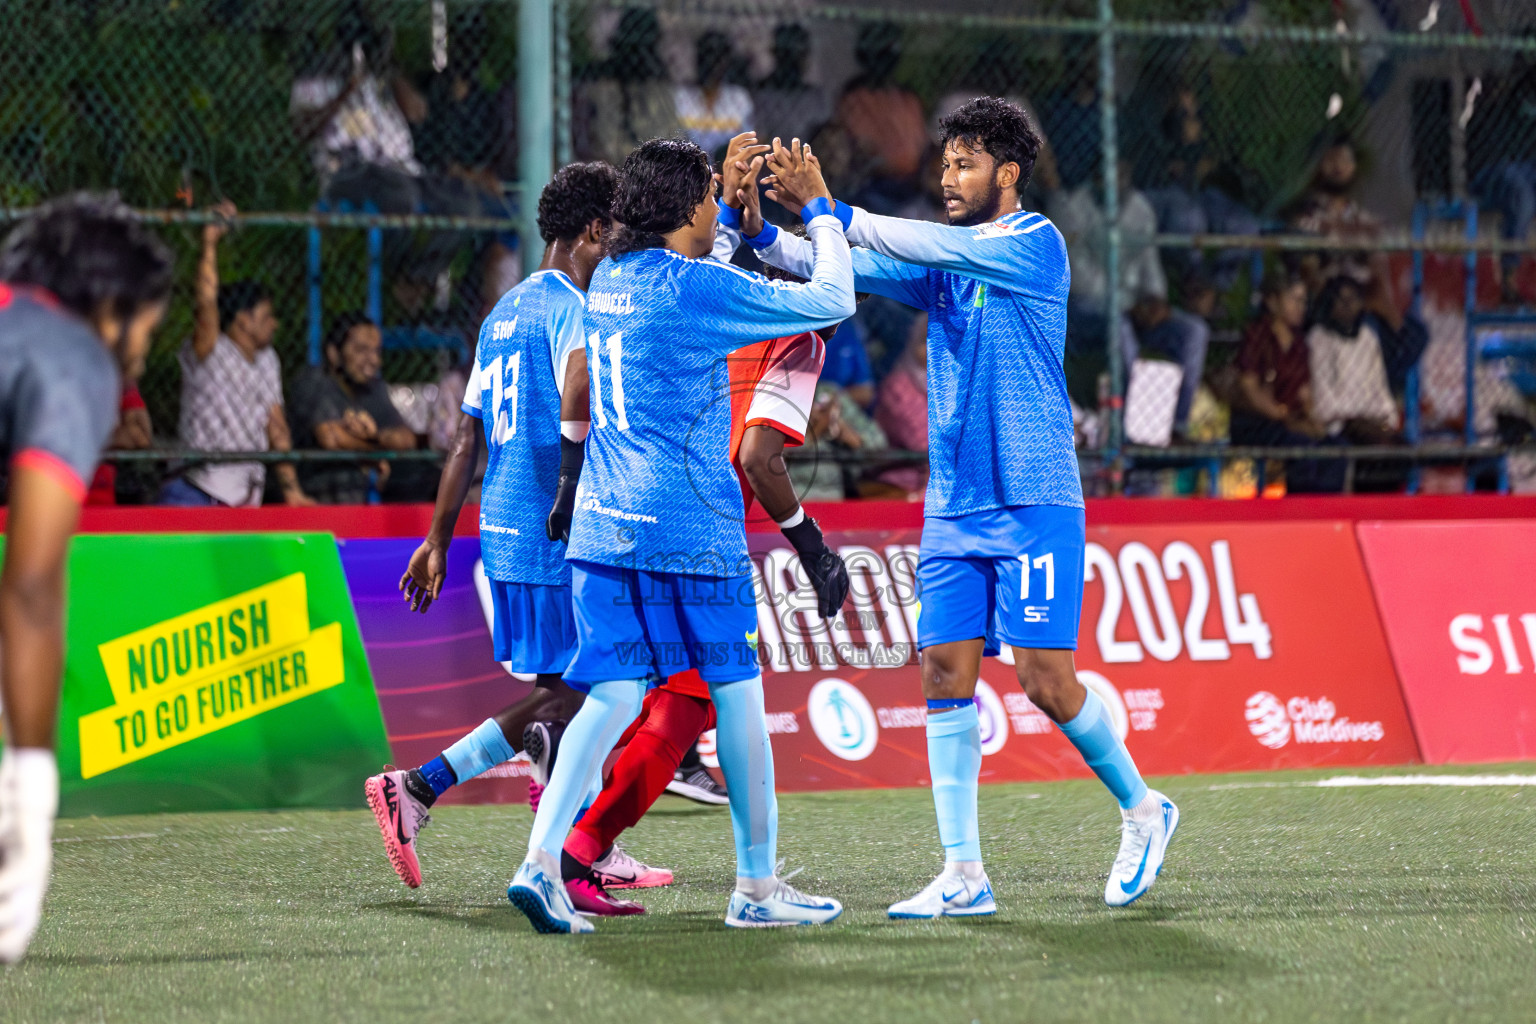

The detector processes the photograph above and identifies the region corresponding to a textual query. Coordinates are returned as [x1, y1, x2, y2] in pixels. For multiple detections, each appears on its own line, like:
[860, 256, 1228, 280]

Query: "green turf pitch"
[7, 765, 1536, 1023]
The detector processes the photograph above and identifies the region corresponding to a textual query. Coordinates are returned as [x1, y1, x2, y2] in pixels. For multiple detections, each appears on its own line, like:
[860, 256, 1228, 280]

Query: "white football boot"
[887, 866, 997, 919]
[0, 751, 59, 963]
[725, 863, 843, 928]
[508, 854, 594, 934]
[1104, 790, 1180, 907]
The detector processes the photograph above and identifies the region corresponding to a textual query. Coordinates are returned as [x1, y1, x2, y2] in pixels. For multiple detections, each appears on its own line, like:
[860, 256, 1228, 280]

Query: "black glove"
[546, 435, 585, 543]
[782, 514, 849, 619]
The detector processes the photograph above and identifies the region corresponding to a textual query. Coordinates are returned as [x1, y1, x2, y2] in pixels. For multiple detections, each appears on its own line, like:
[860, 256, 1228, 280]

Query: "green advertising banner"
[19, 533, 391, 817]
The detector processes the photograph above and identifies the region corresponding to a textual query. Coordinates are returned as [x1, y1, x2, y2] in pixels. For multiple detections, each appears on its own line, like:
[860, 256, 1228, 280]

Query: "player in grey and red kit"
[0, 194, 173, 963]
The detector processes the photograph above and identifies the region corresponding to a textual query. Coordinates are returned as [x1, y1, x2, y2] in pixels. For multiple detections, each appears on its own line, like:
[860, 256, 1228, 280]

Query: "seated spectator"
[789, 383, 888, 503]
[827, 22, 927, 212]
[290, 313, 419, 504]
[1286, 138, 1404, 311]
[1139, 84, 1260, 291]
[821, 314, 876, 410]
[676, 32, 753, 163]
[875, 314, 927, 453]
[573, 7, 679, 166]
[1232, 275, 1324, 443]
[162, 203, 312, 507]
[1052, 162, 1209, 434]
[1467, 52, 1536, 304]
[87, 383, 152, 506]
[874, 315, 928, 497]
[754, 24, 831, 154]
[1307, 276, 1398, 442]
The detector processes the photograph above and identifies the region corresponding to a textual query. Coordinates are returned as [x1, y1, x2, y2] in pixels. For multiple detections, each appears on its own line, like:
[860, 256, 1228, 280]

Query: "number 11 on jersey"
[589, 330, 630, 430]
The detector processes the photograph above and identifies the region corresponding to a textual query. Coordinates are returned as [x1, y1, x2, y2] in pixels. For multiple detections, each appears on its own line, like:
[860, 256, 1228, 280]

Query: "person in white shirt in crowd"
[161, 202, 313, 507]
[1306, 275, 1399, 443]
[675, 31, 753, 163]
[288, 1, 493, 303]
[1050, 160, 1210, 434]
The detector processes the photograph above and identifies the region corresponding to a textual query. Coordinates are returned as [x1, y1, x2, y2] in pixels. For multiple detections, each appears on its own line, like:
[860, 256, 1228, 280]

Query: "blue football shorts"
[915, 504, 1086, 654]
[488, 579, 579, 675]
[564, 560, 761, 689]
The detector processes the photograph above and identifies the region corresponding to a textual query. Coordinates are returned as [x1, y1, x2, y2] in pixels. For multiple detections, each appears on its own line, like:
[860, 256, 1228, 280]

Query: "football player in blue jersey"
[0, 194, 173, 962]
[748, 98, 1179, 916]
[506, 136, 856, 934]
[367, 163, 662, 910]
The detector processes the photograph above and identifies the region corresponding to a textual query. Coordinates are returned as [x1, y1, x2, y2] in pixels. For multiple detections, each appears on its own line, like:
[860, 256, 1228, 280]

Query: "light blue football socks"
[440, 718, 517, 790]
[708, 674, 779, 882]
[1058, 688, 1148, 810]
[926, 701, 983, 863]
[524, 678, 646, 860]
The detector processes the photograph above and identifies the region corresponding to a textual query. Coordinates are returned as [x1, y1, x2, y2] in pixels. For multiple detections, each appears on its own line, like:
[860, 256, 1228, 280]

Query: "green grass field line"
[7, 762, 1535, 1023]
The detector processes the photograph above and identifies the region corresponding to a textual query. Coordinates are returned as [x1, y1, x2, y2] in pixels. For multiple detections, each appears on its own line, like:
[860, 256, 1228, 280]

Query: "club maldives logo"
[807, 678, 879, 761]
[1245, 691, 1385, 749]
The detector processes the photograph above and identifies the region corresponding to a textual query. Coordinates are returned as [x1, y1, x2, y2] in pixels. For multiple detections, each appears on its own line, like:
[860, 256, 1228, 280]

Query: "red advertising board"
[746, 521, 1420, 792]
[1356, 520, 1536, 764]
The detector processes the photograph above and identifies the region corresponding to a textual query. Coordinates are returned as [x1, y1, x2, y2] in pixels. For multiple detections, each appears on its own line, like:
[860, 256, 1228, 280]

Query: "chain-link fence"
[7, 0, 1536, 501]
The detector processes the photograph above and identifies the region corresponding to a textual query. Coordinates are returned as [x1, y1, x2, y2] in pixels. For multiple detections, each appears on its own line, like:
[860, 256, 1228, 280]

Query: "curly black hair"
[0, 192, 174, 320]
[937, 96, 1042, 188]
[606, 138, 714, 257]
[537, 161, 620, 244]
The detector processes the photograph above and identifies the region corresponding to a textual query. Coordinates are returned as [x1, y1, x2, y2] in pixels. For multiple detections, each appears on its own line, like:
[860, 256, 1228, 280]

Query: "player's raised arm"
[712, 131, 770, 263]
[683, 140, 855, 345]
[755, 141, 935, 311]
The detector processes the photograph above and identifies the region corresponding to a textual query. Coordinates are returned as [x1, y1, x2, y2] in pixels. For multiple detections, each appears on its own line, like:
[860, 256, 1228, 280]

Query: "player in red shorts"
[544, 142, 851, 910]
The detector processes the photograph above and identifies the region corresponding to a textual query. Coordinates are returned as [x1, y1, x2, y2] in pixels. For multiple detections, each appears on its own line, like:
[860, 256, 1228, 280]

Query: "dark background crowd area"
[8, 0, 1536, 503]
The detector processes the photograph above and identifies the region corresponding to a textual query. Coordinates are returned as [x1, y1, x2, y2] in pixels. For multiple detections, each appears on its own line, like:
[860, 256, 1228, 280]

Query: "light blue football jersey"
[758, 207, 1083, 516]
[462, 269, 588, 584]
[565, 218, 855, 579]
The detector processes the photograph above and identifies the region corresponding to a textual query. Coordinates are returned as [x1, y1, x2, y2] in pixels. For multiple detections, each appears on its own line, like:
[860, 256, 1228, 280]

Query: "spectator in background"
[874, 314, 928, 498]
[676, 32, 753, 163]
[820, 315, 876, 410]
[1307, 276, 1398, 443]
[87, 384, 152, 505]
[1232, 276, 1324, 441]
[1468, 50, 1536, 304]
[415, 8, 520, 312]
[1139, 84, 1260, 291]
[829, 22, 927, 212]
[1052, 162, 1209, 435]
[754, 24, 830, 152]
[1231, 275, 1345, 493]
[574, 7, 679, 166]
[790, 382, 889, 502]
[290, 313, 418, 503]
[162, 204, 312, 507]
[289, 1, 486, 306]
[1041, 39, 1101, 193]
[876, 314, 927, 453]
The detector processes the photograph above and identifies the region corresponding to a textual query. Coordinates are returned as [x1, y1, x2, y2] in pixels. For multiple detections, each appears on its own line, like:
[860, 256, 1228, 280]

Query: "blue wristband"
[717, 203, 743, 229]
[744, 221, 779, 250]
[801, 196, 836, 224]
[927, 698, 976, 710]
[831, 199, 853, 231]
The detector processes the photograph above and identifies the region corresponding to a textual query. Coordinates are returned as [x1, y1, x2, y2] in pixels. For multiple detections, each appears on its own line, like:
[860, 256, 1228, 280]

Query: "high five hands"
[762, 137, 832, 219]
